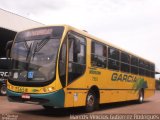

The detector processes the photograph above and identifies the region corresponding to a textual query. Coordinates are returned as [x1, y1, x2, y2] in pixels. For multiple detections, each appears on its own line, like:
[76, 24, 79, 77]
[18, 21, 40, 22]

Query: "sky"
[0, 0, 160, 77]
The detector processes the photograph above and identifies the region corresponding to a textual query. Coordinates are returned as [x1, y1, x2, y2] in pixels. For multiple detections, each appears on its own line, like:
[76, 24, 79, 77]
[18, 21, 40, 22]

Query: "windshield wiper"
[26, 42, 33, 61]
[32, 36, 50, 60]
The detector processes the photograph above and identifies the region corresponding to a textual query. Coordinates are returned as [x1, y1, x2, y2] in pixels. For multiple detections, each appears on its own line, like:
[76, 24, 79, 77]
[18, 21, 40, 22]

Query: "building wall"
[0, 8, 44, 32]
[0, 8, 44, 58]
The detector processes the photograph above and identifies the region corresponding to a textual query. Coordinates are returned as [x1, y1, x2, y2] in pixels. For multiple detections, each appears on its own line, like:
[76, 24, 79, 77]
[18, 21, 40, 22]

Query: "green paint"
[7, 89, 65, 108]
[132, 78, 148, 92]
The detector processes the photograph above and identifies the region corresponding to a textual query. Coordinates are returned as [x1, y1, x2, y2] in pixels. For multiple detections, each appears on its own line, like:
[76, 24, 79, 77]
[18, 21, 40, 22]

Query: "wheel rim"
[87, 94, 94, 107]
[1, 86, 7, 95]
[139, 92, 143, 102]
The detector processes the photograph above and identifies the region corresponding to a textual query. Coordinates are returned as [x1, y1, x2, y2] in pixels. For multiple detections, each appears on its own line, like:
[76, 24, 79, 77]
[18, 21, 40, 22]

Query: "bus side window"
[120, 52, 130, 73]
[68, 33, 86, 84]
[131, 56, 139, 75]
[108, 47, 120, 70]
[150, 64, 155, 78]
[91, 41, 107, 68]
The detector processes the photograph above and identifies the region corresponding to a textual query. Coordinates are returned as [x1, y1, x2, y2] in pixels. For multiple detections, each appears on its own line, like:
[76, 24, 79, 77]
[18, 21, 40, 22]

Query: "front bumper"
[7, 89, 65, 108]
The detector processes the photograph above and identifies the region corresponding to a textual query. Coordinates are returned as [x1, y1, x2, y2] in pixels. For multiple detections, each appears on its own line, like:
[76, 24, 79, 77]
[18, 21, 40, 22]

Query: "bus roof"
[17, 24, 154, 64]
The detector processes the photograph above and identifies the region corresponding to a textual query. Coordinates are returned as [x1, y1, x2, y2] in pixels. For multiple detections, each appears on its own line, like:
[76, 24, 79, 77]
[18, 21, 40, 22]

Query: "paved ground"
[0, 91, 160, 120]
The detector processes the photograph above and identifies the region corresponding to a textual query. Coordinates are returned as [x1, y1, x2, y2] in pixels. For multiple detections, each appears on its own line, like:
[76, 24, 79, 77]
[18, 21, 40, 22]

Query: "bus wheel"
[85, 90, 97, 112]
[42, 105, 55, 110]
[137, 89, 144, 104]
[0, 85, 7, 96]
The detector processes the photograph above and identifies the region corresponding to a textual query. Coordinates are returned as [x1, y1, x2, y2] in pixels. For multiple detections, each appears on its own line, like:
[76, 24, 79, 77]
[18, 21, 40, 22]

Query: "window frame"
[67, 31, 87, 84]
[120, 51, 131, 73]
[89, 37, 155, 78]
[91, 40, 107, 69]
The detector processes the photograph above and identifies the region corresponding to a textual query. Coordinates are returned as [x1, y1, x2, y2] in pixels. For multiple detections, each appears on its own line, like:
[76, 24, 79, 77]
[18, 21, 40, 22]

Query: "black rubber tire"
[137, 90, 144, 104]
[0, 85, 7, 96]
[85, 90, 98, 112]
[42, 106, 55, 110]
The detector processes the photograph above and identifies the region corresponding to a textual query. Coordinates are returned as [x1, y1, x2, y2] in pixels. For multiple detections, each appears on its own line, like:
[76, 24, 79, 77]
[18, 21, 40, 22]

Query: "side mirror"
[68, 34, 81, 54]
[6, 40, 13, 58]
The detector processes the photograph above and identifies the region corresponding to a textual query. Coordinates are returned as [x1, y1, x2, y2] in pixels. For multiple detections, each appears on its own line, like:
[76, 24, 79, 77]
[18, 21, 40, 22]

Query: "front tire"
[85, 90, 98, 112]
[0, 84, 7, 96]
[42, 105, 55, 110]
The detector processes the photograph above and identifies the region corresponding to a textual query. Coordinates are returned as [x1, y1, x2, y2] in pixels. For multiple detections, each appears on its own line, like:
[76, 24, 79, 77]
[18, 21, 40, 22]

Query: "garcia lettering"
[111, 73, 137, 82]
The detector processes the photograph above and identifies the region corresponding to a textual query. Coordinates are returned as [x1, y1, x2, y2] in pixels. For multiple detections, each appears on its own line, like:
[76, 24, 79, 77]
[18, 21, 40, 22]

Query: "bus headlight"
[48, 87, 53, 92]
[42, 87, 55, 93]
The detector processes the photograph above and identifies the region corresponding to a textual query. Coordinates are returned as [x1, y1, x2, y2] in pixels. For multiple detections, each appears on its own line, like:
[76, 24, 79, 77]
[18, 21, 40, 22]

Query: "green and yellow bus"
[7, 25, 155, 112]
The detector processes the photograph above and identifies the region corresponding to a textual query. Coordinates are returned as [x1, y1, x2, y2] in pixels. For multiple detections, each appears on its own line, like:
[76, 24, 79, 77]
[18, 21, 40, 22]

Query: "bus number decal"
[15, 87, 25, 92]
[92, 77, 98, 81]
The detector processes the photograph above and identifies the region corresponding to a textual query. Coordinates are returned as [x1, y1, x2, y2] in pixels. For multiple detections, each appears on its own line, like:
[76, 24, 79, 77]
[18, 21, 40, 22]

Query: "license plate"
[21, 94, 31, 99]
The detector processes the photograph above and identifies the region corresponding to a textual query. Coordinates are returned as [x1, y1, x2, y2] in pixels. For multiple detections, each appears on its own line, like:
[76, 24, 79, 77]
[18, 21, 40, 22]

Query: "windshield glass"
[10, 27, 64, 84]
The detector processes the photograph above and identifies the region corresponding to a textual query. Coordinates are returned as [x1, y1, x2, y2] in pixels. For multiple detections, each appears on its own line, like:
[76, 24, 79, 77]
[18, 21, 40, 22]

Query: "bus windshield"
[10, 27, 64, 84]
